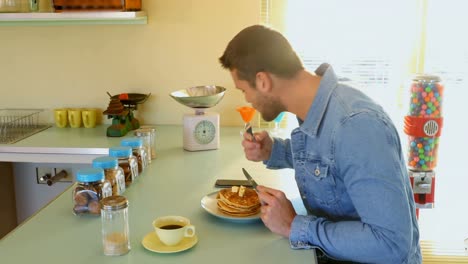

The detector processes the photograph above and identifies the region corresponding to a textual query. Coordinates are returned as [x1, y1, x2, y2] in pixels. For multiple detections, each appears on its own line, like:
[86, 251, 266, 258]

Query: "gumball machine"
[404, 74, 444, 212]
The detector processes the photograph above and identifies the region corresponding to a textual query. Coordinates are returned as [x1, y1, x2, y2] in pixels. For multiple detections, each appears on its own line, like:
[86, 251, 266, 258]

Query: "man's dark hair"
[219, 25, 304, 87]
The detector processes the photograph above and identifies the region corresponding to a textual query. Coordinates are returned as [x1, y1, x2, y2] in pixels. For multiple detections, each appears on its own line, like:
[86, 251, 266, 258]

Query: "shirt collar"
[298, 63, 338, 137]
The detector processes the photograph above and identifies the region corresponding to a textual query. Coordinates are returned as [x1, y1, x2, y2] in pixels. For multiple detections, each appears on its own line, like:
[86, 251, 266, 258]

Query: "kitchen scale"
[103, 92, 150, 137]
[170, 85, 226, 151]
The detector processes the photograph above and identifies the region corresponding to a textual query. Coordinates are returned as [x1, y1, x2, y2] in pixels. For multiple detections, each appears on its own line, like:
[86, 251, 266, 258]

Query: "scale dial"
[194, 120, 216, 144]
[183, 112, 220, 151]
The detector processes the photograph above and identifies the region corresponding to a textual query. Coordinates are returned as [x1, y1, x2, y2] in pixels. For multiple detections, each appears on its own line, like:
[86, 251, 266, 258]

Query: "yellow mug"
[82, 109, 97, 128]
[68, 108, 82, 128]
[54, 108, 68, 128]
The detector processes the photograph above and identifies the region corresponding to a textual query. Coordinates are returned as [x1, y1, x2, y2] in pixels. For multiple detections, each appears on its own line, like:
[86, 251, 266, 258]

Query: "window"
[265, 0, 468, 252]
[283, 0, 420, 126]
[415, 0, 468, 246]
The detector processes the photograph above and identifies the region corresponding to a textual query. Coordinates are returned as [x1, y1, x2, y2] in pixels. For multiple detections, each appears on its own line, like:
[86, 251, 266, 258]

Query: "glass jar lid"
[92, 156, 118, 169]
[101, 195, 128, 210]
[134, 128, 152, 136]
[121, 137, 143, 148]
[76, 168, 105, 182]
[109, 146, 132, 158]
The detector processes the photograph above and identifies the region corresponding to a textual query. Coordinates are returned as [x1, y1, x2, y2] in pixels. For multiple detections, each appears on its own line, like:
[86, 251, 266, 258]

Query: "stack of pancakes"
[217, 187, 260, 216]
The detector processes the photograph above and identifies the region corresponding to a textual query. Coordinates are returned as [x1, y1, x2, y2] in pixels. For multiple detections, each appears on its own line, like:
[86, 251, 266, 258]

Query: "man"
[219, 25, 421, 264]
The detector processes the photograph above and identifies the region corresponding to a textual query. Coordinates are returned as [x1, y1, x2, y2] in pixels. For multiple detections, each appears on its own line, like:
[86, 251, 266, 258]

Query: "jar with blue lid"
[93, 156, 126, 196]
[109, 146, 139, 187]
[73, 168, 112, 216]
[121, 137, 148, 173]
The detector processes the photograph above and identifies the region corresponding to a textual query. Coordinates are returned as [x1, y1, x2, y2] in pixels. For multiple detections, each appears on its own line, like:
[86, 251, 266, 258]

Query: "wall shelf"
[0, 11, 147, 25]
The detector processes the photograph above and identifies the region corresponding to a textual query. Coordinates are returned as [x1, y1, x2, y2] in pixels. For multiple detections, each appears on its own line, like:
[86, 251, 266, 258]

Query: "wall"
[0, 0, 261, 126]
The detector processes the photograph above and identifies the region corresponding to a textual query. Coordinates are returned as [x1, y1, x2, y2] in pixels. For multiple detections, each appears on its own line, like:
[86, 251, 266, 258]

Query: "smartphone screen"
[214, 179, 253, 188]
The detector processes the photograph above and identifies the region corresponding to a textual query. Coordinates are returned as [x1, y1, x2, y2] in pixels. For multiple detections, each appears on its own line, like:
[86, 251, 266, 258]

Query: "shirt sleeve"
[263, 137, 294, 169]
[289, 112, 417, 264]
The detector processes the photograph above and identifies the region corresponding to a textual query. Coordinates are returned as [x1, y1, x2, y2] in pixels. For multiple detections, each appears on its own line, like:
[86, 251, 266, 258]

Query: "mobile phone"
[214, 179, 253, 188]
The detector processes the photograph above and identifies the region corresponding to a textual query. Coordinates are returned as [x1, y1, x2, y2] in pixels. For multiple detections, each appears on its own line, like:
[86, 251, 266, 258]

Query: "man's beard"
[256, 94, 285, 122]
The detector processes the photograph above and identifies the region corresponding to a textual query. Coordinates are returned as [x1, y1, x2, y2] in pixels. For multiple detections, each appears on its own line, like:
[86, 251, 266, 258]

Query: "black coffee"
[160, 224, 183, 230]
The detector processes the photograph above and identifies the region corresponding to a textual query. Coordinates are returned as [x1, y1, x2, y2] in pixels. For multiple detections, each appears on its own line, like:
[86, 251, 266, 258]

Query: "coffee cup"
[68, 108, 82, 128]
[54, 108, 68, 128]
[152, 216, 195, 246]
[82, 109, 97, 128]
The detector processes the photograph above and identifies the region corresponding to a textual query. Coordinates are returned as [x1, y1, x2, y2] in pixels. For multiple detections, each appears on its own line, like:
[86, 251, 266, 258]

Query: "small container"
[134, 128, 153, 163]
[404, 74, 444, 171]
[124, 0, 141, 11]
[29, 0, 39, 12]
[0, 0, 25, 12]
[121, 137, 148, 173]
[52, 0, 127, 11]
[92, 156, 126, 196]
[101, 195, 130, 256]
[73, 168, 112, 216]
[109, 146, 139, 187]
[138, 126, 157, 160]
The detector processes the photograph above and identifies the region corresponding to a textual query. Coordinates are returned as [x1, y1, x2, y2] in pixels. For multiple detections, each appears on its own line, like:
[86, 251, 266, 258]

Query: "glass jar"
[92, 156, 126, 196]
[72, 168, 112, 216]
[29, 0, 38, 12]
[101, 195, 130, 256]
[405, 74, 444, 171]
[121, 137, 148, 173]
[109, 146, 139, 187]
[143, 126, 157, 160]
[134, 128, 153, 163]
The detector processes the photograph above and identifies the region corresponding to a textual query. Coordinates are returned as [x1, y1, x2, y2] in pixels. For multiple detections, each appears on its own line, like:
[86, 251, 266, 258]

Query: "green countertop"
[0, 125, 317, 263]
[0, 125, 137, 163]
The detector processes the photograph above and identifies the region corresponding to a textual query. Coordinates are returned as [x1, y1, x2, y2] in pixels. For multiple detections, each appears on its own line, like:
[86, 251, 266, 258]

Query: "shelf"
[0, 11, 147, 25]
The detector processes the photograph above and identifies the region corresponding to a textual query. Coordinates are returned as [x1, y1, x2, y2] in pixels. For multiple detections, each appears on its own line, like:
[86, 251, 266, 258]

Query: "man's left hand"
[256, 185, 297, 238]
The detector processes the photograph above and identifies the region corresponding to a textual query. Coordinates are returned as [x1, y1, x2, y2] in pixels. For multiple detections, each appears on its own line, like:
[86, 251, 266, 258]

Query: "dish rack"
[0, 109, 51, 144]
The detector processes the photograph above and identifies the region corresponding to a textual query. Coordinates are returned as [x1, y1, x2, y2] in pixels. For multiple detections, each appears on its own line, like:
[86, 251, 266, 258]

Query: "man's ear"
[255, 72, 273, 93]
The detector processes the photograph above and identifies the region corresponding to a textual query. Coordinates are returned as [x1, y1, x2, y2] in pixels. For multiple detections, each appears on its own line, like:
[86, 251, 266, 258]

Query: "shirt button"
[314, 167, 320, 176]
[302, 195, 306, 199]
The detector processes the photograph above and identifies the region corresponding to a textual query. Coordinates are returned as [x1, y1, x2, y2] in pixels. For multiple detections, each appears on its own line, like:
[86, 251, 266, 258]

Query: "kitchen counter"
[0, 125, 126, 163]
[0, 125, 317, 264]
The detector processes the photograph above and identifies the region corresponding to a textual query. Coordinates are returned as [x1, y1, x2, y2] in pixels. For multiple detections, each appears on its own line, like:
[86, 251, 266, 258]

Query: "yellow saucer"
[141, 232, 198, 253]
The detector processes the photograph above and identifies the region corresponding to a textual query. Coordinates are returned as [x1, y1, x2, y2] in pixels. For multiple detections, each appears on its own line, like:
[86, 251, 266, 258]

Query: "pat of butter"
[238, 185, 246, 197]
[231, 186, 239, 193]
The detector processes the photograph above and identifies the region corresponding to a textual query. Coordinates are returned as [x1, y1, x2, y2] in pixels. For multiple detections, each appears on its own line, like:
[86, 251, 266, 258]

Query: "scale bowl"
[110, 93, 151, 105]
[170, 85, 226, 108]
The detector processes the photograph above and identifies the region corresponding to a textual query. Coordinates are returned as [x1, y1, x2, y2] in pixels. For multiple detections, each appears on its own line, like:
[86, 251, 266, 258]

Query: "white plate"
[141, 232, 198, 253]
[200, 191, 261, 223]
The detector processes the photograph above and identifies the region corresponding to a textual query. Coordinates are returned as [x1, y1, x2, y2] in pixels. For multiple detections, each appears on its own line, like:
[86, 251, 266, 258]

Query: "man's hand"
[256, 185, 296, 238]
[241, 130, 273, 162]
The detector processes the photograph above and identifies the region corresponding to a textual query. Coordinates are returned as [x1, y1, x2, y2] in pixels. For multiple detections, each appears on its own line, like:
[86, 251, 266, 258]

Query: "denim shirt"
[264, 65, 421, 264]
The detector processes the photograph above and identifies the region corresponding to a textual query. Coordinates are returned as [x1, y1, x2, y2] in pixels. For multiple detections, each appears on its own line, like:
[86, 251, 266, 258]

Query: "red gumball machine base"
[409, 170, 435, 209]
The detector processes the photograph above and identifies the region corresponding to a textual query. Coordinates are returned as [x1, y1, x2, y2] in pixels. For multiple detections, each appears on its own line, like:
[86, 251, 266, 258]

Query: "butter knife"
[242, 168, 258, 190]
